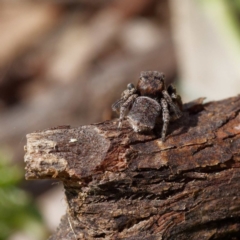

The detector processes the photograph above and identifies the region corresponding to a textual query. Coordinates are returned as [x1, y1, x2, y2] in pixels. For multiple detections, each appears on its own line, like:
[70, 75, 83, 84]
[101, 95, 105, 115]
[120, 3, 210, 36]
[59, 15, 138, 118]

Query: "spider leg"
[118, 94, 138, 128]
[170, 92, 177, 99]
[162, 90, 182, 119]
[161, 98, 170, 142]
[112, 99, 122, 113]
[112, 84, 137, 113]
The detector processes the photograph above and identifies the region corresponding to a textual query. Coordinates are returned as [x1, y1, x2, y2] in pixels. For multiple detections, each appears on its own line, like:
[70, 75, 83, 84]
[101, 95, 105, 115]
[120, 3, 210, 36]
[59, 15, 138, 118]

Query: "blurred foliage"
[199, 0, 240, 57]
[0, 152, 47, 240]
[226, 0, 240, 40]
[230, 0, 240, 13]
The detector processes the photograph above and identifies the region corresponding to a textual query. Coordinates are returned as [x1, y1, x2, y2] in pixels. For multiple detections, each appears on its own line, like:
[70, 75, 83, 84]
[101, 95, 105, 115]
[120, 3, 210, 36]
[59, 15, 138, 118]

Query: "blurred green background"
[0, 0, 240, 239]
[0, 152, 47, 240]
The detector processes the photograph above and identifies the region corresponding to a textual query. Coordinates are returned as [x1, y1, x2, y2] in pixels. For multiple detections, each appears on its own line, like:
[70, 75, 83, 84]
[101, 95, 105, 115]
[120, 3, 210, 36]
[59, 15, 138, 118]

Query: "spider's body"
[137, 71, 165, 98]
[112, 71, 183, 141]
[127, 96, 161, 133]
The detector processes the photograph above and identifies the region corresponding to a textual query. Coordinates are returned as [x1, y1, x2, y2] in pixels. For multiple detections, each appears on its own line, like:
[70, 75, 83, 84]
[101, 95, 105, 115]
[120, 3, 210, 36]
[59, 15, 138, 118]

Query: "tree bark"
[24, 95, 240, 240]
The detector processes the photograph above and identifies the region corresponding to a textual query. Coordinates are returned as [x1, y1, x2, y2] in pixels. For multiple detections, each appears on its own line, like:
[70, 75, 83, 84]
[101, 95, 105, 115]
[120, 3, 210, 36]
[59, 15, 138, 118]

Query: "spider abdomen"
[127, 96, 161, 133]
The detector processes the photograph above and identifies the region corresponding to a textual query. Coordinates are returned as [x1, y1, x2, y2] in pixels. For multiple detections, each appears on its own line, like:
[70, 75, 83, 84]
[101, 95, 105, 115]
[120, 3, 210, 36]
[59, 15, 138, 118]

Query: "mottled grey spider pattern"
[112, 71, 183, 141]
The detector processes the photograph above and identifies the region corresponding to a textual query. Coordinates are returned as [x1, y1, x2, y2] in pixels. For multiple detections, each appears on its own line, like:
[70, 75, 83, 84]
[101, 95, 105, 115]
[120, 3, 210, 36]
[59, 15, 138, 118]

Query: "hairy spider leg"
[112, 99, 122, 112]
[161, 98, 170, 142]
[112, 85, 137, 113]
[162, 90, 182, 119]
[170, 92, 177, 99]
[167, 84, 177, 95]
[118, 94, 138, 128]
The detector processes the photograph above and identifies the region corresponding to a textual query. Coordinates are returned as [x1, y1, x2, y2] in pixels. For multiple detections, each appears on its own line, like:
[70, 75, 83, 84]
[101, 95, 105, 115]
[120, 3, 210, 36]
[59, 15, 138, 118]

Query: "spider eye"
[127, 83, 135, 90]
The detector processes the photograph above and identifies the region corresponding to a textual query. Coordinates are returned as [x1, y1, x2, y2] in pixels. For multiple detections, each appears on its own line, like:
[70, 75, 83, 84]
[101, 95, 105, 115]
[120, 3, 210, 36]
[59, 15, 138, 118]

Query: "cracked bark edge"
[24, 95, 240, 240]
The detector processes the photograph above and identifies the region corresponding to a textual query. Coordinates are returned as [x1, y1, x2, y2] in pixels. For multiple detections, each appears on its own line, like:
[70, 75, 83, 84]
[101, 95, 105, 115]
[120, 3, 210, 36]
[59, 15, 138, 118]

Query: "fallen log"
[24, 95, 240, 239]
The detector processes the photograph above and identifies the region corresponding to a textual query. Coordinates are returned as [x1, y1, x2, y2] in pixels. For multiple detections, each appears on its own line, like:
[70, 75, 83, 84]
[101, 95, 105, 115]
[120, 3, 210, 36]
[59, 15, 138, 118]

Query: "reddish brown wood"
[24, 96, 240, 240]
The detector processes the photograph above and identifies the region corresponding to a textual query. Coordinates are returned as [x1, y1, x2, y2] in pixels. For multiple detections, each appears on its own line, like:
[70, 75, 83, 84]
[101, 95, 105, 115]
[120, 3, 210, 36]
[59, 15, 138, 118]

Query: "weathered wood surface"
[24, 95, 240, 240]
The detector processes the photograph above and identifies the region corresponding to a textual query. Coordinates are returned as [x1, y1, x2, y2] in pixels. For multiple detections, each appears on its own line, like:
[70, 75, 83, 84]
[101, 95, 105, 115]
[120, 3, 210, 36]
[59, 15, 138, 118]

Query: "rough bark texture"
[24, 96, 240, 240]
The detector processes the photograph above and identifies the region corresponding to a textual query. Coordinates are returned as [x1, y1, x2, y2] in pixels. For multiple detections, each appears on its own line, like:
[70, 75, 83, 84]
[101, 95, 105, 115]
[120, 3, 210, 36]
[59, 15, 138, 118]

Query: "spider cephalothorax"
[112, 71, 183, 142]
[137, 71, 165, 98]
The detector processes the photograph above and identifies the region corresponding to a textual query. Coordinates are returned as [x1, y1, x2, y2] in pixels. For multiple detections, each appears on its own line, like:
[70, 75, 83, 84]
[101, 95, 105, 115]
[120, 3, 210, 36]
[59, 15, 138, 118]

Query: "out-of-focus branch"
[25, 96, 240, 239]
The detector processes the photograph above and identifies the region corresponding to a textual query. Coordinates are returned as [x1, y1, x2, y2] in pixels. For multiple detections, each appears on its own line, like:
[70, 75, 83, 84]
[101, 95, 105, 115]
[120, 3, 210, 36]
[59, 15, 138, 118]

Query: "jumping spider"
[112, 71, 183, 142]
